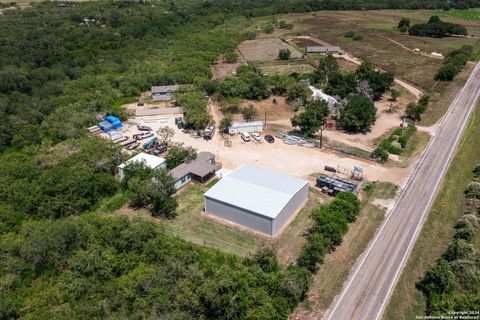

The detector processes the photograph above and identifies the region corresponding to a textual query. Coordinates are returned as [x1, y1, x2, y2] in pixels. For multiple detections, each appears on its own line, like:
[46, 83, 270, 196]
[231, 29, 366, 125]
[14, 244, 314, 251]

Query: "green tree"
[390, 89, 399, 102]
[242, 104, 258, 121]
[156, 126, 175, 145]
[286, 82, 310, 104]
[219, 117, 232, 134]
[435, 64, 458, 81]
[398, 17, 410, 30]
[165, 143, 197, 169]
[278, 48, 291, 60]
[338, 95, 377, 132]
[316, 54, 339, 85]
[224, 51, 238, 63]
[291, 99, 329, 136]
[405, 102, 427, 123]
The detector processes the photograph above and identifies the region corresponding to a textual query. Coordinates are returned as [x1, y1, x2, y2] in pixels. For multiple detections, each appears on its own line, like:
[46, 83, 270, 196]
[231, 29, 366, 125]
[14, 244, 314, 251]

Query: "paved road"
[325, 61, 480, 320]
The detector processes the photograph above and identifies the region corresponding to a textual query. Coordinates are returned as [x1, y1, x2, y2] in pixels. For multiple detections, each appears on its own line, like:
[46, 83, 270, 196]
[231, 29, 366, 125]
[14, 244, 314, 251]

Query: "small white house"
[228, 121, 264, 135]
[310, 86, 339, 110]
[118, 152, 166, 179]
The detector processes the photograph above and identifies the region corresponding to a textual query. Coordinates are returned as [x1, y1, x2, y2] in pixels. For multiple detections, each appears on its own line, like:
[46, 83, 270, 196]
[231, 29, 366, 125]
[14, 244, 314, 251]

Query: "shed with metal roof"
[204, 165, 308, 236]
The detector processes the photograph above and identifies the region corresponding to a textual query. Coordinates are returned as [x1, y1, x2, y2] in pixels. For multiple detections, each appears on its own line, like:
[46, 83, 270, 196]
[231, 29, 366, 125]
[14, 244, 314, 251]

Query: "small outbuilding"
[151, 85, 180, 101]
[204, 165, 309, 236]
[118, 152, 166, 179]
[228, 120, 264, 135]
[306, 46, 341, 54]
[170, 152, 220, 190]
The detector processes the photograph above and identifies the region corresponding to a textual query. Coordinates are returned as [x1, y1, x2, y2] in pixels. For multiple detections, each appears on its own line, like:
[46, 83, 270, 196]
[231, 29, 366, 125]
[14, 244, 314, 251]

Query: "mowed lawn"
[385, 100, 480, 319]
[164, 182, 327, 258]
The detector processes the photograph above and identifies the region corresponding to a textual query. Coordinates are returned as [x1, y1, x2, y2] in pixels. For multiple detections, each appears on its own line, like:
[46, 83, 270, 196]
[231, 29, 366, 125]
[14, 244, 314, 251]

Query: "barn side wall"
[272, 184, 309, 236]
[204, 197, 273, 236]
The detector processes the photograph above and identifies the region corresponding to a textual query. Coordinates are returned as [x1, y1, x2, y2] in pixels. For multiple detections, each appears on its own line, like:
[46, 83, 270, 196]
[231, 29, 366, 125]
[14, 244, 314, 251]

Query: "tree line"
[417, 165, 480, 314]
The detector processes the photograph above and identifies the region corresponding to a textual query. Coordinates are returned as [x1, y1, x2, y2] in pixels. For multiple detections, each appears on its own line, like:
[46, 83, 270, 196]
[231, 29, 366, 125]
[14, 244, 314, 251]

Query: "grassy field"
[256, 60, 315, 75]
[292, 188, 388, 318]
[384, 100, 480, 320]
[280, 10, 479, 125]
[121, 182, 327, 258]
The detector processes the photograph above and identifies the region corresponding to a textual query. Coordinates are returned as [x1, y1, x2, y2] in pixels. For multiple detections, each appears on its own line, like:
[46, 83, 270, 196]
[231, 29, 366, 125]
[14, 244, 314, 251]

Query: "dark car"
[137, 125, 152, 131]
[153, 145, 167, 155]
[137, 101, 145, 106]
[264, 134, 275, 143]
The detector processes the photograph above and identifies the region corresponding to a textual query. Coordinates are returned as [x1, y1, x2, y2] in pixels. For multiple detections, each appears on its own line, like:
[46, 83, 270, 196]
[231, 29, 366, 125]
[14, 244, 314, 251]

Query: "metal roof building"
[204, 165, 309, 236]
[306, 46, 341, 53]
[151, 85, 180, 101]
[118, 152, 166, 179]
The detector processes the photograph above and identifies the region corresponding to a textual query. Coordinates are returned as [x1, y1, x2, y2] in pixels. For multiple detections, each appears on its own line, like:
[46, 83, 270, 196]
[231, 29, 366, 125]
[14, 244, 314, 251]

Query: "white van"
[241, 132, 251, 142]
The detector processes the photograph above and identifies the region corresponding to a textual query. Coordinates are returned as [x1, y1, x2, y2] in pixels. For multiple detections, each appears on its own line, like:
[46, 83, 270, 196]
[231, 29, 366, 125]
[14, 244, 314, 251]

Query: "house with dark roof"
[170, 152, 221, 190]
[151, 85, 180, 101]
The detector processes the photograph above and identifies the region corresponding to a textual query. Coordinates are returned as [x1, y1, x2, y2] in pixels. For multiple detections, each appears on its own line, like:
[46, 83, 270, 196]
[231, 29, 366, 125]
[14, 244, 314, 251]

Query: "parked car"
[241, 132, 251, 142]
[137, 125, 152, 131]
[153, 145, 167, 155]
[137, 101, 144, 106]
[264, 135, 275, 143]
[126, 142, 140, 150]
[251, 132, 262, 142]
[133, 132, 154, 140]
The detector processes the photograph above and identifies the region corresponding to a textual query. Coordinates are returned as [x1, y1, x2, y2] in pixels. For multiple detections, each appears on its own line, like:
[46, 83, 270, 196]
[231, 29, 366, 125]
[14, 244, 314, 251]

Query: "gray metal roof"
[204, 165, 308, 219]
[151, 85, 180, 93]
[306, 46, 341, 53]
[230, 120, 264, 129]
[170, 152, 216, 180]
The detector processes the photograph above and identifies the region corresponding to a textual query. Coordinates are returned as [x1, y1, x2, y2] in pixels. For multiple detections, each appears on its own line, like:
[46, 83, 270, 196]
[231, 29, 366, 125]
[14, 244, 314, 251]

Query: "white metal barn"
[204, 165, 309, 236]
[118, 152, 166, 179]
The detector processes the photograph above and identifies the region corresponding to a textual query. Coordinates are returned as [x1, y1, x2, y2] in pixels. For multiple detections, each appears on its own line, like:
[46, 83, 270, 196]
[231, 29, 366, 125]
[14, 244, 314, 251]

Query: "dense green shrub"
[418, 165, 480, 315]
[0, 215, 311, 319]
[344, 30, 355, 38]
[409, 16, 468, 38]
[298, 192, 361, 272]
[435, 45, 473, 81]
[352, 33, 364, 41]
[371, 147, 389, 163]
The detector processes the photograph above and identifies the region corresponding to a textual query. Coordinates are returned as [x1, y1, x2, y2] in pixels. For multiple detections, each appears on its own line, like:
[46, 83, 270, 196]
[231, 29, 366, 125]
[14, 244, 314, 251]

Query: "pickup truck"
[133, 132, 154, 140]
[143, 137, 159, 150]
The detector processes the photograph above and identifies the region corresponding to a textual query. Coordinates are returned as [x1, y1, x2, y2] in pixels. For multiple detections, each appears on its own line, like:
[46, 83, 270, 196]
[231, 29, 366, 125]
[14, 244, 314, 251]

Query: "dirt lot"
[237, 96, 296, 122]
[322, 85, 417, 151]
[237, 35, 304, 61]
[128, 111, 412, 186]
[211, 49, 247, 80]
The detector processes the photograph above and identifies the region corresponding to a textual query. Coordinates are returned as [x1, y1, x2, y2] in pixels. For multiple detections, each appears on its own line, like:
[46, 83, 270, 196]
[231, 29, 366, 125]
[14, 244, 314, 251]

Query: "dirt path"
[338, 52, 423, 101]
[376, 34, 444, 60]
[301, 34, 425, 101]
